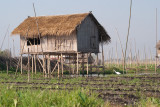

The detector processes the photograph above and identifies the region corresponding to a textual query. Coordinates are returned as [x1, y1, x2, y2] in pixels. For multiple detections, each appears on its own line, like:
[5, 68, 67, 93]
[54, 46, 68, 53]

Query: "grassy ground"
[0, 70, 160, 106]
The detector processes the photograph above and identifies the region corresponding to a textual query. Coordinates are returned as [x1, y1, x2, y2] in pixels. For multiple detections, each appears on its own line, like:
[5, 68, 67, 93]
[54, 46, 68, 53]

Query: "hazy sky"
[0, 0, 159, 60]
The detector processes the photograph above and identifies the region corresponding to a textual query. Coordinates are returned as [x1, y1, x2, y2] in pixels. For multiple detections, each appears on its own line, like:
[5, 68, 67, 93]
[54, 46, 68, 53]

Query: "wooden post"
[116, 42, 119, 67]
[101, 40, 104, 73]
[96, 53, 99, 76]
[69, 55, 71, 74]
[155, 8, 158, 74]
[87, 53, 89, 77]
[43, 55, 45, 77]
[61, 53, 63, 77]
[34, 55, 37, 74]
[90, 53, 92, 76]
[47, 54, 50, 77]
[32, 55, 34, 74]
[77, 52, 79, 75]
[28, 48, 30, 82]
[82, 53, 84, 76]
[58, 55, 60, 78]
[72, 58, 74, 75]
[21, 54, 23, 74]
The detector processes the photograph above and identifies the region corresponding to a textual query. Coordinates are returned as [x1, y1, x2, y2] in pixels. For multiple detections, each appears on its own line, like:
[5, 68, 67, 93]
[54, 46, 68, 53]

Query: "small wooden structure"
[11, 12, 110, 77]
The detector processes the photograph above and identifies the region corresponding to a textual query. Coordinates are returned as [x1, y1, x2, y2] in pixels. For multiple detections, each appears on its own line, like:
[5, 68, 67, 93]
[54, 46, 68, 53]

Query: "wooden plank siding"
[77, 16, 99, 53]
[20, 35, 77, 54]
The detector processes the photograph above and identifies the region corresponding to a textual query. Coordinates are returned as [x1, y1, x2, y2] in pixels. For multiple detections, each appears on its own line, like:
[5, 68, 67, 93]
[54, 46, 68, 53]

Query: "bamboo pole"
[115, 28, 125, 73]
[34, 55, 37, 74]
[28, 48, 30, 82]
[134, 39, 138, 74]
[87, 53, 89, 77]
[61, 53, 63, 77]
[116, 42, 119, 67]
[0, 25, 10, 50]
[150, 49, 153, 65]
[21, 54, 23, 74]
[42, 55, 45, 77]
[47, 54, 50, 78]
[51, 61, 58, 74]
[155, 8, 158, 74]
[58, 55, 60, 78]
[90, 53, 92, 76]
[37, 56, 45, 71]
[82, 53, 84, 76]
[124, 0, 132, 74]
[69, 55, 71, 74]
[129, 42, 132, 67]
[77, 52, 79, 75]
[32, 55, 34, 74]
[144, 46, 148, 69]
[101, 37, 105, 73]
[96, 53, 100, 76]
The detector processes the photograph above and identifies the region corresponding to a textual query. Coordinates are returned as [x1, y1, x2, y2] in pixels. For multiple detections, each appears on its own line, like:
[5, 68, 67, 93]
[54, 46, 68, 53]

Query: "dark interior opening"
[27, 38, 40, 46]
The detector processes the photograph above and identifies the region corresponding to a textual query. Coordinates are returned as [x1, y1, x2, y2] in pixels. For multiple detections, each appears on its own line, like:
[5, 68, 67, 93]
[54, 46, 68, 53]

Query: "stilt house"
[11, 12, 110, 55]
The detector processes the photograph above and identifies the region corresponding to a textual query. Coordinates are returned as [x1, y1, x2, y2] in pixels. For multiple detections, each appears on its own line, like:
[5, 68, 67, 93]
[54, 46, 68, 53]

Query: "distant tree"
[0, 49, 11, 57]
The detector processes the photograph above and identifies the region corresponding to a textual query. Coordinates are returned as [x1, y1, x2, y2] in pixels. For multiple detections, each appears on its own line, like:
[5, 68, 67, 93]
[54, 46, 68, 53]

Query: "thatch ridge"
[12, 13, 110, 43]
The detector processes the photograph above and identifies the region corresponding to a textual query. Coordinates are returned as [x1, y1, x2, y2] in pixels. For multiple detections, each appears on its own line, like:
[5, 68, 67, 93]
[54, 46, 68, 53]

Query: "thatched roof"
[12, 13, 110, 43]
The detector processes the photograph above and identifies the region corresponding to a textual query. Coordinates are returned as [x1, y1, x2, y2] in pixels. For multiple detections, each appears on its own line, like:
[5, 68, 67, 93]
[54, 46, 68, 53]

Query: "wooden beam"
[82, 53, 84, 76]
[77, 52, 79, 75]
[61, 53, 63, 77]
[87, 53, 89, 77]
[47, 54, 50, 77]
[28, 48, 30, 82]
[21, 54, 23, 74]
[42, 55, 45, 77]
[51, 61, 58, 74]
[90, 53, 92, 76]
[32, 55, 34, 74]
[34, 55, 37, 74]
[58, 55, 60, 78]
[96, 53, 99, 76]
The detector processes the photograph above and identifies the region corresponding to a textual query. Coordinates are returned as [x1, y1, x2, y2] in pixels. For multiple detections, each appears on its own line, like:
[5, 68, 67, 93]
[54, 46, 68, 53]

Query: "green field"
[0, 69, 160, 107]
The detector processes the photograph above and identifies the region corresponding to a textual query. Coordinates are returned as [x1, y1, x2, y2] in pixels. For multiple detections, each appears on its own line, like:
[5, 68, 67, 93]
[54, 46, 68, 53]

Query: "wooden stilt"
[42, 55, 45, 77]
[32, 55, 34, 74]
[61, 53, 63, 77]
[47, 54, 50, 77]
[28, 48, 30, 82]
[34, 55, 37, 74]
[82, 53, 84, 76]
[77, 52, 79, 75]
[44, 55, 47, 77]
[58, 55, 60, 78]
[21, 54, 23, 74]
[69, 55, 71, 75]
[72, 58, 74, 75]
[89, 53, 92, 76]
[96, 53, 99, 76]
[87, 53, 89, 77]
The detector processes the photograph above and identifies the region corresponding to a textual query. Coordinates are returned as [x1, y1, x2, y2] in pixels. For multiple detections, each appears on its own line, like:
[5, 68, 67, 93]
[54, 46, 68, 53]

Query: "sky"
[0, 0, 159, 60]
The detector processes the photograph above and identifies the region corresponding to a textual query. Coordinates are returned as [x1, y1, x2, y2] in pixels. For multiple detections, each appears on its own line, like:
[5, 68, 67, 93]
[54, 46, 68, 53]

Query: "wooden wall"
[20, 35, 77, 54]
[77, 16, 99, 53]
